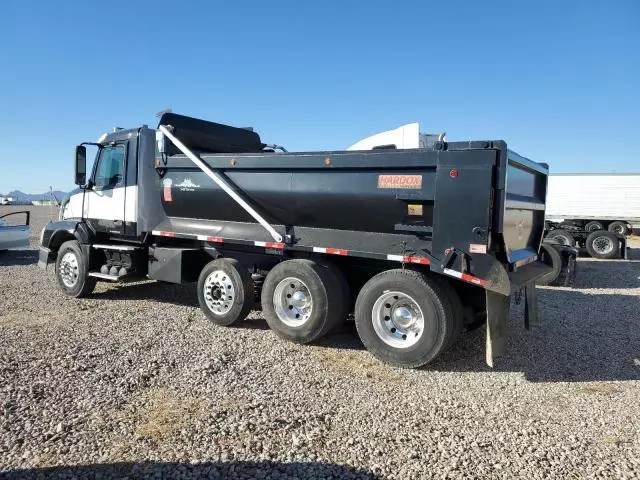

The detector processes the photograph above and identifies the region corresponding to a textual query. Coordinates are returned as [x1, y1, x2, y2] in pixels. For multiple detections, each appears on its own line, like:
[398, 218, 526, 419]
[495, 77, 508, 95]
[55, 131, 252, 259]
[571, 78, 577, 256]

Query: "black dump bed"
[152, 116, 550, 295]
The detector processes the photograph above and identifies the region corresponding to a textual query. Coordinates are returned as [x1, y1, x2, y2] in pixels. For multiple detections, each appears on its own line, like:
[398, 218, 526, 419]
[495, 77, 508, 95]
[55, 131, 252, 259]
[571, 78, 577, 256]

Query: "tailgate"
[499, 150, 548, 266]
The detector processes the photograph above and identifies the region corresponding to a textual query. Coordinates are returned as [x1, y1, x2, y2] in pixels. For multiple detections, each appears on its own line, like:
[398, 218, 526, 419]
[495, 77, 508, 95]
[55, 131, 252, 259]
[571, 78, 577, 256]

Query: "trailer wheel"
[261, 259, 347, 344]
[55, 240, 97, 298]
[537, 243, 562, 285]
[354, 269, 453, 368]
[585, 231, 620, 259]
[607, 221, 628, 236]
[546, 229, 574, 247]
[197, 258, 254, 326]
[584, 221, 604, 232]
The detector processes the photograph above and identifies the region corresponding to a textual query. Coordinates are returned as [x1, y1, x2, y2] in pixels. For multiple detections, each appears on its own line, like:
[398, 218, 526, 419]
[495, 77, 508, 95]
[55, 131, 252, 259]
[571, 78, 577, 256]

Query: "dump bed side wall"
[499, 150, 548, 264]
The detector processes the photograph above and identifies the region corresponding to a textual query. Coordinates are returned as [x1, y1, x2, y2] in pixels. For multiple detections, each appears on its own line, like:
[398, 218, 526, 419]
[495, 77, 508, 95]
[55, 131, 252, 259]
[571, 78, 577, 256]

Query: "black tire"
[584, 221, 604, 232]
[261, 259, 347, 344]
[321, 261, 352, 325]
[546, 229, 574, 247]
[354, 269, 453, 368]
[428, 275, 463, 348]
[197, 258, 254, 326]
[537, 243, 563, 286]
[607, 221, 628, 236]
[55, 240, 97, 298]
[552, 253, 577, 287]
[585, 231, 620, 259]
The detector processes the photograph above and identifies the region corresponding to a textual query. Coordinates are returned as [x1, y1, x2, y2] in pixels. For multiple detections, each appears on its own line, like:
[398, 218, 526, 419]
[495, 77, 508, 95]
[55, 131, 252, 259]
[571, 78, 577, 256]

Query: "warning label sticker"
[469, 244, 487, 254]
[163, 178, 173, 202]
[377, 175, 422, 189]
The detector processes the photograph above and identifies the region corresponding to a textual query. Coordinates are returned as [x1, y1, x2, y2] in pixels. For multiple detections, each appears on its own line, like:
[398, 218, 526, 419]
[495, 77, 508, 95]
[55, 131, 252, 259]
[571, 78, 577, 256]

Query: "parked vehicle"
[546, 174, 640, 235]
[0, 211, 30, 252]
[38, 113, 576, 368]
[544, 222, 627, 260]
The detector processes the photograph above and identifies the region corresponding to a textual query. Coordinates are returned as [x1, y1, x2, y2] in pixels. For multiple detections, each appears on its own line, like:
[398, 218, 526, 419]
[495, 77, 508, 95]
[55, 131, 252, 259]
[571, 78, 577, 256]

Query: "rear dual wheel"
[607, 221, 628, 236]
[354, 269, 460, 368]
[585, 231, 620, 259]
[261, 259, 349, 344]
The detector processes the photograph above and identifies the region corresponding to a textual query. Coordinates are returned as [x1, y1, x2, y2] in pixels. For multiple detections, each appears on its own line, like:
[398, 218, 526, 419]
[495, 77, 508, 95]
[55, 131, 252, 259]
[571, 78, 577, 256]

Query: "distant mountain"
[1, 190, 70, 204]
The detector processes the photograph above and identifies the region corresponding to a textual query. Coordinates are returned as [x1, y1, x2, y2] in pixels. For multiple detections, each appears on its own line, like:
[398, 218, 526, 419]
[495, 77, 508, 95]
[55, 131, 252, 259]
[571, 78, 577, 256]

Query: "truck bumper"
[38, 247, 53, 270]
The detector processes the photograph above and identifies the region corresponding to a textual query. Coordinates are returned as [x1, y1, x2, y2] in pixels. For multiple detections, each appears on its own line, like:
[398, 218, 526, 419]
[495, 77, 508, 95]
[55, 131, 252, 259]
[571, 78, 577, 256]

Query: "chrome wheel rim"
[59, 252, 79, 288]
[610, 224, 624, 235]
[593, 236, 614, 255]
[273, 277, 313, 327]
[372, 291, 424, 348]
[204, 270, 235, 315]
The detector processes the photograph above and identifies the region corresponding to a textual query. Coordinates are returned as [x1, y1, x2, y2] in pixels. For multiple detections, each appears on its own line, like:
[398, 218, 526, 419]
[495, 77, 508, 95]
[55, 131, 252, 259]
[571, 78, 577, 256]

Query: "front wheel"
[197, 258, 254, 326]
[354, 269, 454, 368]
[55, 240, 96, 297]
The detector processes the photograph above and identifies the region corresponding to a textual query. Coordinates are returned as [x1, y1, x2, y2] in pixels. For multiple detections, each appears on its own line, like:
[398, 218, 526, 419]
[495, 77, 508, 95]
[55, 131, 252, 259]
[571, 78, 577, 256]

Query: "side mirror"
[75, 145, 87, 185]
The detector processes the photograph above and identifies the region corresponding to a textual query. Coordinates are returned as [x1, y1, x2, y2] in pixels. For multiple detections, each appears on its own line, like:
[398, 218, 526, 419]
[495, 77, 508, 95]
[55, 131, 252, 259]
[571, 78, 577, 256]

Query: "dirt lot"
[1, 206, 638, 479]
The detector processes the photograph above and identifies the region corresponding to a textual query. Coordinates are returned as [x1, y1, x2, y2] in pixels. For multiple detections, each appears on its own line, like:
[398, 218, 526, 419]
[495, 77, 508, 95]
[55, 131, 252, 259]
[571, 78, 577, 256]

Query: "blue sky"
[1, 0, 638, 193]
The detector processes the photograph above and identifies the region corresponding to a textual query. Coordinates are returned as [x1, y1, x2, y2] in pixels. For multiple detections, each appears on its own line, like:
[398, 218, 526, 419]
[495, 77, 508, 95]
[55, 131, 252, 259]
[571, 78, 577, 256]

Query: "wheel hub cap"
[204, 270, 235, 315]
[59, 252, 79, 288]
[372, 292, 424, 349]
[273, 277, 313, 327]
[392, 307, 414, 327]
[593, 237, 614, 254]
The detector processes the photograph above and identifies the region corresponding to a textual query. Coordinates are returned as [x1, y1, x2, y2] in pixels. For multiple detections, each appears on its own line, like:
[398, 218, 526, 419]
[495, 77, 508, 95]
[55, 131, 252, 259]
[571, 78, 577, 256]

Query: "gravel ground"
[1, 206, 638, 479]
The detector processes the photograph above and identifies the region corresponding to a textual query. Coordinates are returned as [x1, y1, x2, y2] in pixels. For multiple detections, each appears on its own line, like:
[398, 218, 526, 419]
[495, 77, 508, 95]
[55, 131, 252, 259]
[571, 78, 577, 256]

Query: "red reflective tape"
[460, 273, 488, 287]
[326, 248, 348, 256]
[208, 236, 224, 243]
[159, 231, 175, 237]
[404, 255, 430, 265]
[265, 242, 285, 250]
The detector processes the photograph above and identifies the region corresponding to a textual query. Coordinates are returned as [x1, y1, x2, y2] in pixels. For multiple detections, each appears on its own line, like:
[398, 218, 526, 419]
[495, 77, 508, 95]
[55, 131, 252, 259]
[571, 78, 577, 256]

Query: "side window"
[94, 145, 126, 188]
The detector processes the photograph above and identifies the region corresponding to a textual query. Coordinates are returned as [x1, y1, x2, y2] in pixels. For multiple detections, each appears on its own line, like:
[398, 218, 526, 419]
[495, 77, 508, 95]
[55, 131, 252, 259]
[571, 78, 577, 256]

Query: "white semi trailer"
[546, 173, 640, 235]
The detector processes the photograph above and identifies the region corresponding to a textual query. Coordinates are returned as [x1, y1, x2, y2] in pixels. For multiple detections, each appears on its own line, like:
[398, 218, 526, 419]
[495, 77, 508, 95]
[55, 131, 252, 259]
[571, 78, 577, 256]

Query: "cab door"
[84, 143, 128, 235]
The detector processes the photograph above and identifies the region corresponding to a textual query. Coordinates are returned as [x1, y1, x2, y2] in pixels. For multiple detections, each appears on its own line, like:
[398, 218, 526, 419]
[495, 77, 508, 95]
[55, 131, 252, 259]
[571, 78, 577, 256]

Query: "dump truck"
[38, 113, 575, 368]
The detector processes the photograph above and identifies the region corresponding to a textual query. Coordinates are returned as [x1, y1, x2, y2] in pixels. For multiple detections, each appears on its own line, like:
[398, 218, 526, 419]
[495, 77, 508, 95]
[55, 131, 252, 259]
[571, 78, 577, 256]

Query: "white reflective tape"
[196, 235, 208, 241]
[152, 230, 161, 235]
[443, 268, 463, 279]
[313, 247, 327, 253]
[254, 241, 266, 247]
[387, 254, 404, 262]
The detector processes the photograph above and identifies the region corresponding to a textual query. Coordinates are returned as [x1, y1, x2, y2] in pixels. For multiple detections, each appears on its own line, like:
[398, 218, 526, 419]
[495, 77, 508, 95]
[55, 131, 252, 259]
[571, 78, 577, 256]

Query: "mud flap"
[485, 290, 510, 367]
[524, 284, 540, 329]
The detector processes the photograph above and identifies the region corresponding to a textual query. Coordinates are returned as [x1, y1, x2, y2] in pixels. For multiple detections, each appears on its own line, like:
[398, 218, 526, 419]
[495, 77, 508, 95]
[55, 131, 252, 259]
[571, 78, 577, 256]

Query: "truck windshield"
[94, 145, 125, 188]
